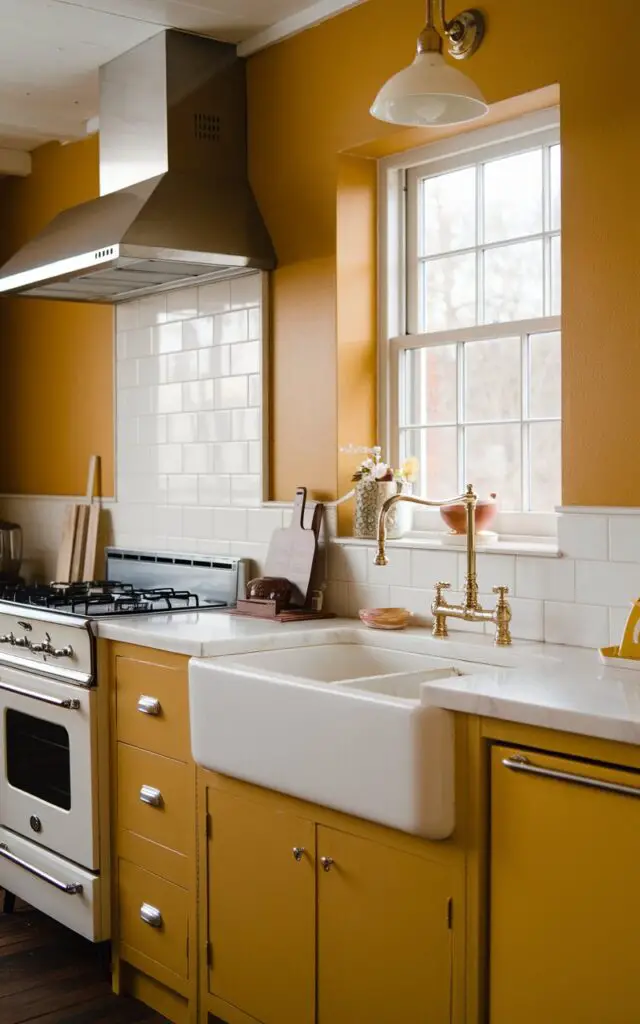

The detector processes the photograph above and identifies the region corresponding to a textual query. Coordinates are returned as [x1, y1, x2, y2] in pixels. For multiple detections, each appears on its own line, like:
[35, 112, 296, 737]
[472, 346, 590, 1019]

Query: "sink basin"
[189, 634, 498, 840]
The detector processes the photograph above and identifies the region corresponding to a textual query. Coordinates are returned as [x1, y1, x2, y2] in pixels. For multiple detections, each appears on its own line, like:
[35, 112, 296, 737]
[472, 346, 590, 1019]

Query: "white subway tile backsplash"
[231, 408, 260, 441]
[231, 341, 260, 375]
[505, 597, 544, 642]
[231, 475, 261, 507]
[214, 310, 249, 344]
[153, 322, 183, 354]
[167, 413, 198, 443]
[182, 506, 216, 540]
[575, 560, 640, 607]
[182, 444, 213, 474]
[609, 516, 640, 563]
[368, 548, 411, 587]
[213, 441, 248, 474]
[214, 507, 248, 541]
[328, 545, 368, 583]
[155, 383, 183, 413]
[231, 273, 261, 308]
[156, 505, 183, 537]
[214, 376, 248, 409]
[124, 327, 153, 358]
[411, 550, 458, 589]
[198, 346, 230, 379]
[198, 410, 232, 442]
[117, 359, 138, 388]
[324, 581, 350, 617]
[247, 507, 283, 542]
[183, 316, 214, 349]
[558, 513, 608, 560]
[138, 415, 167, 444]
[248, 442, 261, 474]
[198, 280, 231, 316]
[515, 556, 575, 602]
[348, 583, 391, 618]
[162, 351, 198, 383]
[182, 380, 214, 411]
[248, 307, 261, 340]
[462, 553, 516, 592]
[166, 474, 198, 506]
[199, 475, 231, 506]
[117, 301, 138, 331]
[166, 287, 198, 321]
[137, 294, 167, 328]
[248, 375, 261, 407]
[388, 586, 434, 626]
[544, 601, 609, 647]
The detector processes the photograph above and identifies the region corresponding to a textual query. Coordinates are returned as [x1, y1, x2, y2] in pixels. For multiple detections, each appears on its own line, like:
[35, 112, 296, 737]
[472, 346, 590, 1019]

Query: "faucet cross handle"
[434, 581, 451, 601]
[492, 585, 510, 602]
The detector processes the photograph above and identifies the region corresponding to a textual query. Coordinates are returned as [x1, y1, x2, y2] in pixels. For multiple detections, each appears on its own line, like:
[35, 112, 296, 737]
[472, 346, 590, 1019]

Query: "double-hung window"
[381, 110, 561, 531]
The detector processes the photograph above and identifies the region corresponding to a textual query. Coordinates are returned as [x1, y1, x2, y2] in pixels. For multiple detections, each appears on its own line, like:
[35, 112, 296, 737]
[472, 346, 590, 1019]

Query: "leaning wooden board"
[264, 488, 318, 606]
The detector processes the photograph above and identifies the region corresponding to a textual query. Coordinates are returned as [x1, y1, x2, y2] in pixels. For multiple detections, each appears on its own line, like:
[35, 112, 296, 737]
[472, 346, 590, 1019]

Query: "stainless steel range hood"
[0, 31, 276, 303]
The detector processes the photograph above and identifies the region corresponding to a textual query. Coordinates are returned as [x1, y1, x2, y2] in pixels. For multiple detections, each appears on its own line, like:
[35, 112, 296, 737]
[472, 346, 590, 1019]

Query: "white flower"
[360, 457, 375, 473]
[372, 461, 390, 480]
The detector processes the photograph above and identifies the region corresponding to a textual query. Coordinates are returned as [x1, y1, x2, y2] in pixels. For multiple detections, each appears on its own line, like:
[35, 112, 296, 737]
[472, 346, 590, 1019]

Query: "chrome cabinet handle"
[292, 846, 305, 862]
[140, 785, 163, 808]
[0, 843, 83, 894]
[137, 695, 161, 716]
[503, 754, 640, 799]
[140, 902, 163, 928]
[0, 680, 80, 709]
[320, 856, 334, 872]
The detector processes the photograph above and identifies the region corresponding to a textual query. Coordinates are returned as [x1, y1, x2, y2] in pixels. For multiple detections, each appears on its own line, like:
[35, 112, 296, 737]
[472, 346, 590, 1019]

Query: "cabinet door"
[206, 786, 315, 1024]
[490, 745, 640, 1024]
[317, 826, 452, 1024]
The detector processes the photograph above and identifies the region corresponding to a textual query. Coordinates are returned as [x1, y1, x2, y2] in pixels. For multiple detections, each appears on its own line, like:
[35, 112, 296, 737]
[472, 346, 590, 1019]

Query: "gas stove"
[0, 549, 247, 685]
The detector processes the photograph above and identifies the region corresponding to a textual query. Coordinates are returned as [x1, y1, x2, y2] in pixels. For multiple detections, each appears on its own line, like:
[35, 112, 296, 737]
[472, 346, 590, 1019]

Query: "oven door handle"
[0, 680, 81, 710]
[0, 843, 83, 894]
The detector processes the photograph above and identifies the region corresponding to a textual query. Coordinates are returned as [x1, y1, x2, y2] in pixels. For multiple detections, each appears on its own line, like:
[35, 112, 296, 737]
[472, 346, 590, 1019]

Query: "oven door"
[0, 664, 99, 870]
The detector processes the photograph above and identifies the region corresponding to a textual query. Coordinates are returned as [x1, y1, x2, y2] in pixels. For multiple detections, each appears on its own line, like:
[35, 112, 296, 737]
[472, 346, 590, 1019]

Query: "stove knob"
[12, 635, 31, 649]
[0, 635, 10, 644]
[29, 816, 42, 834]
[51, 645, 74, 659]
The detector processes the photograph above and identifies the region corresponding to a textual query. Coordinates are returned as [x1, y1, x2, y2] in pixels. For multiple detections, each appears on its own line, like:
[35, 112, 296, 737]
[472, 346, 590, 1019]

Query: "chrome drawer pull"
[140, 785, 163, 808]
[0, 680, 80, 710]
[0, 843, 83, 894]
[320, 856, 334, 872]
[137, 695, 161, 716]
[140, 902, 163, 928]
[292, 846, 305, 862]
[503, 754, 640, 799]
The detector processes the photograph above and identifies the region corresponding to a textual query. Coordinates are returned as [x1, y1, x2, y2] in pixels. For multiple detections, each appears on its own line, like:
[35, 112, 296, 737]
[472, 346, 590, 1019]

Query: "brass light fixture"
[370, 0, 488, 127]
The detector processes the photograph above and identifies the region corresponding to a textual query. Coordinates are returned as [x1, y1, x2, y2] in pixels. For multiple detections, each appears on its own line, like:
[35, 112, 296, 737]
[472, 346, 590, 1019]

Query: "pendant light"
[370, 0, 488, 128]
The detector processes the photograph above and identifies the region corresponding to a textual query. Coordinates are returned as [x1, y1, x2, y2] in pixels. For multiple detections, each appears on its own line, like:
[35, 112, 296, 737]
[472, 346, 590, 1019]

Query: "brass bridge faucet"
[374, 484, 512, 646]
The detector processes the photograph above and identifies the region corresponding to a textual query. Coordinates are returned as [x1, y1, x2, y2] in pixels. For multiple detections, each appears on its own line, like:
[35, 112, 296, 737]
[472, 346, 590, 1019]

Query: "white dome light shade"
[371, 51, 488, 127]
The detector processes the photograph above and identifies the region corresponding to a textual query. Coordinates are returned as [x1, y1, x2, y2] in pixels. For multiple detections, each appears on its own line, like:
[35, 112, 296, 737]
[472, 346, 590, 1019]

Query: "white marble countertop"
[94, 612, 640, 745]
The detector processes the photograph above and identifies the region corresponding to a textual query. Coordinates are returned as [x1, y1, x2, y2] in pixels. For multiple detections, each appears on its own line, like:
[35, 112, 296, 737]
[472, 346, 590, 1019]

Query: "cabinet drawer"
[118, 744, 191, 860]
[115, 656, 190, 761]
[118, 859, 189, 981]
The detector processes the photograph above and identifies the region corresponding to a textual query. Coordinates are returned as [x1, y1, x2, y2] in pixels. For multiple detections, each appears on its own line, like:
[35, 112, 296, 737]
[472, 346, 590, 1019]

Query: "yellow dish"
[359, 607, 411, 630]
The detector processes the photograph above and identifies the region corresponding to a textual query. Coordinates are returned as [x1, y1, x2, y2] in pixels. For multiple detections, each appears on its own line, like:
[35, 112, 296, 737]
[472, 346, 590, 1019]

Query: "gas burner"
[0, 581, 225, 617]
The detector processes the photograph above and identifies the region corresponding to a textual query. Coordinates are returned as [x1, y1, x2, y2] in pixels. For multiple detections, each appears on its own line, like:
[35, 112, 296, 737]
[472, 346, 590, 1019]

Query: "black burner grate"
[0, 581, 226, 616]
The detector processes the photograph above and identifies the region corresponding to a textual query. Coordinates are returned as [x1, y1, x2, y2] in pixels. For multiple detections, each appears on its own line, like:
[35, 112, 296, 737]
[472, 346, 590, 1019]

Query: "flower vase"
[353, 479, 413, 540]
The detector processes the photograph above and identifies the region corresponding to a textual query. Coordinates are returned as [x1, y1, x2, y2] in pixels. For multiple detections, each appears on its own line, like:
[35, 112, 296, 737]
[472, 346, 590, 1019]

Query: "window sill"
[332, 531, 560, 558]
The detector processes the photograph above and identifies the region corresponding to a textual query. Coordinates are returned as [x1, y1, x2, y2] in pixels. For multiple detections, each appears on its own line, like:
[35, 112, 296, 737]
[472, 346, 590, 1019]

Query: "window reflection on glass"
[421, 166, 476, 256]
[529, 332, 561, 419]
[484, 149, 543, 244]
[550, 235, 561, 316]
[549, 144, 561, 231]
[464, 337, 521, 422]
[484, 240, 544, 323]
[529, 421, 561, 511]
[400, 427, 458, 498]
[466, 424, 522, 511]
[421, 253, 477, 332]
[401, 345, 457, 427]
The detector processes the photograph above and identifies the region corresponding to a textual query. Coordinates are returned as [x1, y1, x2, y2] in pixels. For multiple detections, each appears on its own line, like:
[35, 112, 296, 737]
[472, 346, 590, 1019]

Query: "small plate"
[359, 607, 411, 630]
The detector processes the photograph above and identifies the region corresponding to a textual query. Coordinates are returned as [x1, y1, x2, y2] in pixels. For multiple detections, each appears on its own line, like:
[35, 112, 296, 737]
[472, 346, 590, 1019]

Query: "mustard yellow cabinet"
[490, 744, 640, 1024]
[317, 825, 453, 1024]
[202, 776, 456, 1024]
[206, 787, 316, 1024]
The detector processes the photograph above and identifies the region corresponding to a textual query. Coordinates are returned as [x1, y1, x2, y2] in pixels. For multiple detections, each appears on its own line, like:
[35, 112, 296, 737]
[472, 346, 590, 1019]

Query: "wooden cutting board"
[264, 488, 318, 607]
[82, 455, 100, 582]
[56, 506, 78, 583]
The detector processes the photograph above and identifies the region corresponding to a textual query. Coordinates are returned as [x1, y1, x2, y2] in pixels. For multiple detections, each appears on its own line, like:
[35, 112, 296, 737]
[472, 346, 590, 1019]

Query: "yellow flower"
[402, 457, 419, 483]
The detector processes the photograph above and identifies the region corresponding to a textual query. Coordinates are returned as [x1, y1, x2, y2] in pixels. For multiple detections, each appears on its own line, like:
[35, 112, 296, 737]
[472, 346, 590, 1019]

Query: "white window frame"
[378, 107, 561, 537]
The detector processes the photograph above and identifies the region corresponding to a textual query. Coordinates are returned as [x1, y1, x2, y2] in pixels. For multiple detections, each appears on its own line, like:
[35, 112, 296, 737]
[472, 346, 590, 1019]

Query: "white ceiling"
[0, 0, 364, 157]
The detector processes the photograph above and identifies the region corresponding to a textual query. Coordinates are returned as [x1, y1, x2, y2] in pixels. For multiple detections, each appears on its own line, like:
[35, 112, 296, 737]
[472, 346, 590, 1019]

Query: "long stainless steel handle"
[137, 695, 161, 716]
[0, 680, 80, 710]
[140, 785, 163, 808]
[140, 902, 163, 928]
[0, 843, 83, 894]
[503, 754, 640, 799]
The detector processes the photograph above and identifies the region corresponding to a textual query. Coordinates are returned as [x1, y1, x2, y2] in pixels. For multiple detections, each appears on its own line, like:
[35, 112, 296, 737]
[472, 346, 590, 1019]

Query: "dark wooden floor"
[0, 897, 168, 1023]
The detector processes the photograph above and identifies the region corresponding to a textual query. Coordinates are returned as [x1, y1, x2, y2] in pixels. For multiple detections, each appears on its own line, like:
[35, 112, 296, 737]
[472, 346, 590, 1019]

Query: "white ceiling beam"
[237, 0, 366, 56]
[0, 148, 31, 176]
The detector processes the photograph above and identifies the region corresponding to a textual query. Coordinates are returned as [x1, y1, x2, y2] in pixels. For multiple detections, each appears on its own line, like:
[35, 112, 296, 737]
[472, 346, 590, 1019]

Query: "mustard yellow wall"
[248, 0, 640, 506]
[1, 0, 639, 508]
[0, 137, 114, 496]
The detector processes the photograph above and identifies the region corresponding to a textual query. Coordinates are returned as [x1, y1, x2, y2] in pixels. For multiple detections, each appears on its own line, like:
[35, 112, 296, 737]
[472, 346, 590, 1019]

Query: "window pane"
[549, 144, 561, 231]
[530, 332, 561, 419]
[401, 427, 458, 498]
[464, 337, 521, 422]
[483, 149, 543, 244]
[484, 240, 544, 323]
[550, 234, 561, 315]
[421, 166, 476, 256]
[465, 424, 522, 510]
[421, 253, 476, 332]
[529, 421, 561, 511]
[401, 345, 457, 426]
